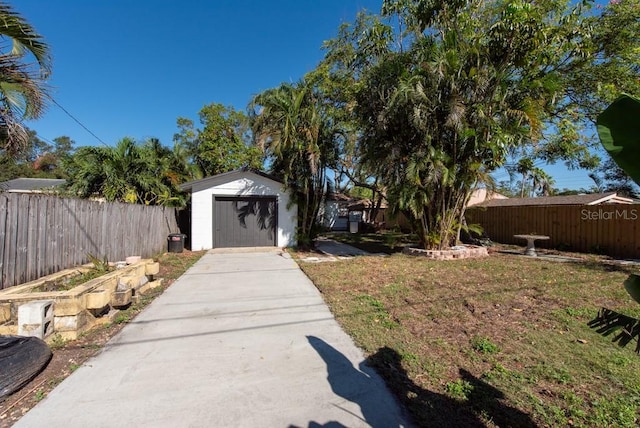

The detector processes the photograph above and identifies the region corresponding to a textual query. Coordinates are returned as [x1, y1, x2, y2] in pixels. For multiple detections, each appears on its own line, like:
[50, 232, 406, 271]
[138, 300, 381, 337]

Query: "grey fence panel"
[0, 193, 180, 289]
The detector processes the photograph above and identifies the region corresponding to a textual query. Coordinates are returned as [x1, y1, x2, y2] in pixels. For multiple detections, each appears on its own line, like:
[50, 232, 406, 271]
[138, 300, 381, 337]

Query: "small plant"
[48, 376, 64, 388]
[564, 307, 591, 318]
[87, 253, 110, 273]
[69, 363, 81, 372]
[611, 355, 631, 367]
[531, 362, 573, 385]
[114, 312, 131, 324]
[356, 294, 398, 329]
[384, 233, 400, 249]
[34, 389, 46, 401]
[445, 379, 474, 400]
[483, 362, 511, 381]
[471, 335, 500, 354]
[49, 333, 66, 350]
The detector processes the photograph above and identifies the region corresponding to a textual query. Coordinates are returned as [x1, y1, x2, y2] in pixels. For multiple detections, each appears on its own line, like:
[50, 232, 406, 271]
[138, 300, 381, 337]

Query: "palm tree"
[251, 80, 338, 246]
[355, 29, 533, 249]
[63, 138, 188, 207]
[0, 3, 51, 154]
[530, 168, 555, 197]
[516, 158, 535, 198]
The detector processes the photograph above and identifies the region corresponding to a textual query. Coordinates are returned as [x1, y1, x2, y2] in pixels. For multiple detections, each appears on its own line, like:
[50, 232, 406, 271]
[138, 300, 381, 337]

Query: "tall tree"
[319, 0, 637, 249]
[173, 103, 262, 177]
[563, 0, 640, 124]
[589, 157, 639, 199]
[30, 135, 75, 177]
[312, 13, 393, 203]
[530, 168, 555, 197]
[0, 2, 51, 155]
[250, 79, 339, 247]
[52, 136, 74, 162]
[0, 128, 69, 181]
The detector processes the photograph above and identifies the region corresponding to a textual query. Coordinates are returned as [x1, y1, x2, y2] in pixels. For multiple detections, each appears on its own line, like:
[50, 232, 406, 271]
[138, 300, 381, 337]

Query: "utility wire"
[36, 134, 56, 147]
[50, 98, 109, 147]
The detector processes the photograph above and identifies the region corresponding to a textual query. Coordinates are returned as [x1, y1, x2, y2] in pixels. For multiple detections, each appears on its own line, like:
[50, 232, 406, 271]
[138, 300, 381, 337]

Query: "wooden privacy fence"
[0, 193, 180, 289]
[466, 204, 640, 259]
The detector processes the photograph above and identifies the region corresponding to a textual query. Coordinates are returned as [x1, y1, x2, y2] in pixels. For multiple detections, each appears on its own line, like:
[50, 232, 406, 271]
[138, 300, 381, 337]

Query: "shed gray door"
[213, 196, 277, 247]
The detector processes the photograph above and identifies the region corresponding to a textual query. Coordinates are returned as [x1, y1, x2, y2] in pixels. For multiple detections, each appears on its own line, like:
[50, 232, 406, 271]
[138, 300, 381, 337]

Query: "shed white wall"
[189, 172, 297, 249]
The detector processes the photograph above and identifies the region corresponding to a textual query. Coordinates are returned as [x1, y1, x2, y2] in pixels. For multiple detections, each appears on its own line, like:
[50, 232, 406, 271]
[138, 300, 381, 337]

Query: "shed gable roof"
[179, 168, 282, 193]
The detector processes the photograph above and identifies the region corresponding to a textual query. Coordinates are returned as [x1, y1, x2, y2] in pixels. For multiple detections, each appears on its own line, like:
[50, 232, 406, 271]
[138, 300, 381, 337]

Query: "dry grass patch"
[300, 253, 640, 427]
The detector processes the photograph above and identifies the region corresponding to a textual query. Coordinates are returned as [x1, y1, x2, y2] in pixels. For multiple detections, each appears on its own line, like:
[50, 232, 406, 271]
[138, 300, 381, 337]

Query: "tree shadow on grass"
[325, 232, 411, 255]
[588, 307, 640, 353]
[574, 260, 638, 276]
[367, 347, 537, 428]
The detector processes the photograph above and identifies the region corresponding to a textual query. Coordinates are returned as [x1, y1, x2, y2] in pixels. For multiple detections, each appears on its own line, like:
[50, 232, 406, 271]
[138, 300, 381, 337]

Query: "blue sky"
[15, 0, 597, 191]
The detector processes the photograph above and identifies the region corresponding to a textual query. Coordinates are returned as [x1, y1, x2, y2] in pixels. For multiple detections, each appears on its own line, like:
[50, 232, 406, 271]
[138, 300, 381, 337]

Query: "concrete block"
[149, 279, 163, 289]
[0, 324, 17, 335]
[117, 275, 137, 291]
[54, 311, 90, 332]
[18, 300, 54, 339]
[136, 278, 163, 296]
[126, 256, 141, 265]
[85, 289, 110, 309]
[93, 308, 120, 326]
[54, 297, 84, 316]
[100, 277, 118, 293]
[0, 303, 11, 323]
[132, 277, 149, 295]
[111, 289, 132, 307]
[145, 262, 160, 276]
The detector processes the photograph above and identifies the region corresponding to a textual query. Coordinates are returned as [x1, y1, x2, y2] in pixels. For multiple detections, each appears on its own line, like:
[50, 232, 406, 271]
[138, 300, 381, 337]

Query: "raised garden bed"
[0, 259, 161, 341]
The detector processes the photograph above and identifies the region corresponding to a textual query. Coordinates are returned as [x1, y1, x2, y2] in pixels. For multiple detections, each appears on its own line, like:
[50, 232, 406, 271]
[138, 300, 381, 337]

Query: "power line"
[36, 134, 56, 147]
[50, 98, 109, 147]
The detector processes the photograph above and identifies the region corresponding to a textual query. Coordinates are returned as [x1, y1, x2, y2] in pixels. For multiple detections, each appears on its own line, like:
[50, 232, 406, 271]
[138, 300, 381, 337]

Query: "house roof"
[179, 167, 282, 192]
[474, 192, 635, 208]
[325, 192, 352, 202]
[467, 188, 509, 207]
[347, 198, 389, 210]
[0, 178, 66, 192]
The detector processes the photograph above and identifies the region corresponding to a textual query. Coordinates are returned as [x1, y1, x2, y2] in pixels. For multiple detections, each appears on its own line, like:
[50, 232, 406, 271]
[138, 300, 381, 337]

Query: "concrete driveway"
[16, 249, 411, 428]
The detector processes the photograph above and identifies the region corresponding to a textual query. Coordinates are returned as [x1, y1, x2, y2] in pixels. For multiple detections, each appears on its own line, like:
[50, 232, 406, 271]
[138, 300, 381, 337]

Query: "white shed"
[180, 169, 297, 249]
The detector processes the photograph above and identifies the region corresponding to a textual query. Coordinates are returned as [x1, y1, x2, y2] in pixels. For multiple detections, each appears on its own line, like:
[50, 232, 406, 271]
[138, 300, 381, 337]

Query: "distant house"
[319, 187, 507, 232]
[0, 178, 66, 193]
[319, 192, 352, 231]
[467, 188, 509, 207]
[320, 193, 391, 232]
[473, 192, 635, 208]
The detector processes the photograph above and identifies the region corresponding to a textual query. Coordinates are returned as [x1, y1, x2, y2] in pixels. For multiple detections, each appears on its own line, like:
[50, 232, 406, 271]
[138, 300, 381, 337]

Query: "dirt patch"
[0, 250, 205, 427]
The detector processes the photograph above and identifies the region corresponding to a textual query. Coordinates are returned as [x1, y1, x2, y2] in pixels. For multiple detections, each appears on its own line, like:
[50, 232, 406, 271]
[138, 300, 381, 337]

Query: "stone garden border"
[402, 245, 488, 260]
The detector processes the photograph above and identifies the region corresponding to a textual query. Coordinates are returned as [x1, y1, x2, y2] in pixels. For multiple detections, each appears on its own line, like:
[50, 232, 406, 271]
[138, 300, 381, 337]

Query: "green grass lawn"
[298, 252, 640, 427]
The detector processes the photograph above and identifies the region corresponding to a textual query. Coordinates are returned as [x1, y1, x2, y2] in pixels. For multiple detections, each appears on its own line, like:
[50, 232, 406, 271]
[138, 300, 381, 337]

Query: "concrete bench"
[513, 234, 550, 257]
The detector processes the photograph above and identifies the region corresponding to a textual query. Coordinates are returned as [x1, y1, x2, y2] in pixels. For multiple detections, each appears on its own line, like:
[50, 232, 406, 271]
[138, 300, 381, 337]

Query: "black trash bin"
[168, 233, 186, 253]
